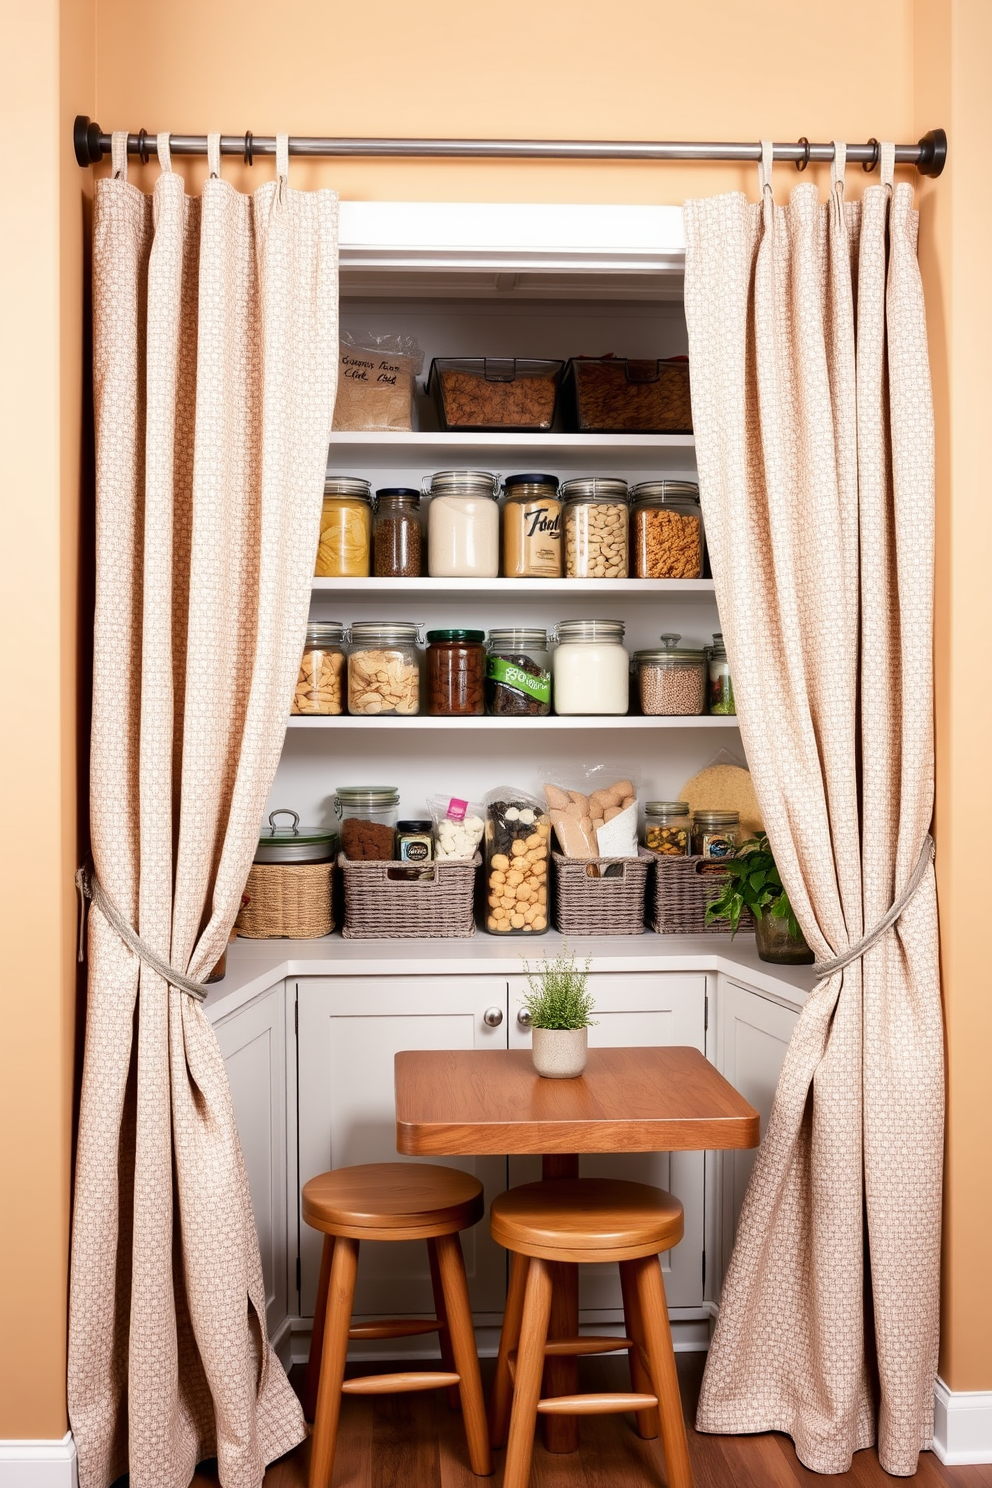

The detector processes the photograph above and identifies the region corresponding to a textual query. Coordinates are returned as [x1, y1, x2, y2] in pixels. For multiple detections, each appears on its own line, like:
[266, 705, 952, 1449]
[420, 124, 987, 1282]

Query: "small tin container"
[396, 820, 434, 864]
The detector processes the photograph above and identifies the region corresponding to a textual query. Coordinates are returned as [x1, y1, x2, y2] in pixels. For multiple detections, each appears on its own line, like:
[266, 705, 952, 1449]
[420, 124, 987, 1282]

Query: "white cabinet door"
[213, 982, 289, 1342]
[716, 980, 799, 1291]
[508, 972, 706, 1311]
[297, 976, 509, 1321]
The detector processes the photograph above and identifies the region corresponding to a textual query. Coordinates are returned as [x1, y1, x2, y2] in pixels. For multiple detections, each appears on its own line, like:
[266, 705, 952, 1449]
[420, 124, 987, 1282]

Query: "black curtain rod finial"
[916, 128, 948, 178]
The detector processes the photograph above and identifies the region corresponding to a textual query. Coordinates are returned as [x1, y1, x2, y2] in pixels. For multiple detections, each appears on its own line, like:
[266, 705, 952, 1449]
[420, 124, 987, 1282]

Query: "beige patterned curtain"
[68, 132, 338, 1488]
[683, 143, 942, 1475]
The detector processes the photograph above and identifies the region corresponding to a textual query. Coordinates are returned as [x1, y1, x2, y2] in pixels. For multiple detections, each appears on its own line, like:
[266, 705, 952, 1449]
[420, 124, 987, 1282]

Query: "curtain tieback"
[74, 862, 209, 1002]
[813, 834, 935, 978]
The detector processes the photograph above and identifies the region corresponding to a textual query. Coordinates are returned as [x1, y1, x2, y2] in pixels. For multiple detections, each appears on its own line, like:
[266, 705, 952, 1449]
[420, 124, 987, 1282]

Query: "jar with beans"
[373, 488, 422, 577]
[426, 629, 486, 716]
[335, 786, 400, 860]
[691, 809, 740, 859]
[630, 481, 705, 579]
[315, 477, 372, 578]
[560, 477, 629, 578]
[634, 634, 706, 716]
[644, 801, 690, 856]
[347, 622, 421, 716]
[290, 621, 346, 716]
[426, 470, 500, 578]
[552, 619, 629, 715]
[485, 628, 552, 716]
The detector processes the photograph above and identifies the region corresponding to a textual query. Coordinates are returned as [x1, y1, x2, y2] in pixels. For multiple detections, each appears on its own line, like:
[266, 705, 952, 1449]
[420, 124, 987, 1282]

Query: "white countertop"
[203, 932, 818, 1022]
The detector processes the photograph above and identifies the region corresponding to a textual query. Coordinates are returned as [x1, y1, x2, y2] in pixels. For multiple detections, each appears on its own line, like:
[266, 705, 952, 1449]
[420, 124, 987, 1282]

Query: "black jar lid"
[426, 629, 486, 643]
[503, 472, 559, 489]
[397, 819, 433, 833]
[376, 487, 420, 503]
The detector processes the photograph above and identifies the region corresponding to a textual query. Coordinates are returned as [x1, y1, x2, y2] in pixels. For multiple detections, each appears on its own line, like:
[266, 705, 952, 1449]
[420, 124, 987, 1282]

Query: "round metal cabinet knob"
[483, 1007, 504, 1027]
[517, 1009, 533, 1027]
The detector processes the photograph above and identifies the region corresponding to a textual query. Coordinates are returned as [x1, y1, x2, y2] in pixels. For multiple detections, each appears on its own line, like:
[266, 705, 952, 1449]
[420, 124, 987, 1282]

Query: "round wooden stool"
[489, 1177, 691, 1488]
[303, 1162, 493, 1486]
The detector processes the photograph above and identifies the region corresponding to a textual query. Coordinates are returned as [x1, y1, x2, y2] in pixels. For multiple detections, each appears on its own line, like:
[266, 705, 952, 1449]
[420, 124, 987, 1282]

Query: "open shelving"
[287, 714, 738, 731]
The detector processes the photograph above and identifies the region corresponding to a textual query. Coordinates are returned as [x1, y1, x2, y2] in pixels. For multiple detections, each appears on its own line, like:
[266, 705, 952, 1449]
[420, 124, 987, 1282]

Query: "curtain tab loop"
[276, 133, 289, 205]
[111, 130, 129, 181]
[156, 132, 172, 174]
[758, 139, 774, 200]
[830, 141, 847, 194]
[880, 140, 896, 189]
[207, 132, 222, 180]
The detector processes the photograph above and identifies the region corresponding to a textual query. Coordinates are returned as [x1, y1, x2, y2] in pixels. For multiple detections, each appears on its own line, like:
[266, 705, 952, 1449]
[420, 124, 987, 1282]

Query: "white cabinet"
[296, 975, 510, 1324]
[213, 981, 290, 1343]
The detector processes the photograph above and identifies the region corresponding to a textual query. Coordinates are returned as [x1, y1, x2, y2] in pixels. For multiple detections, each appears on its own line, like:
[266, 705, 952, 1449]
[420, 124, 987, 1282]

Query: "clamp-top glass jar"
[630, 480, 704, 578]
[374, 488, 422, 577]
[291, 621, 346, 716]
[486, 628, 552, 716]
[707, 633, 736, 715]
[426, 470, 500, 578]
[316, 476, 373, 578]
[501, 473, 562, 577]
[552, 619, 629, 715]
[560, 477, 629, 578]
[347, 621, 421, 716]
[334, 787, 400, 861]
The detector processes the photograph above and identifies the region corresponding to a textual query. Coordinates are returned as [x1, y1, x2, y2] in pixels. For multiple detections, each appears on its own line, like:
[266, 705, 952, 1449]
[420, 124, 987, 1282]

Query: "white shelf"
[312, 576, 714, 598]
[286, 714, 738, 731]
[326, 430, 695, 474]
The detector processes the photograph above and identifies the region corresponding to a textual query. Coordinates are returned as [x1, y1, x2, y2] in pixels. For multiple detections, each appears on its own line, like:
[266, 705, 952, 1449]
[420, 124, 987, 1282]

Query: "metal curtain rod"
[73, 117, 948, 177]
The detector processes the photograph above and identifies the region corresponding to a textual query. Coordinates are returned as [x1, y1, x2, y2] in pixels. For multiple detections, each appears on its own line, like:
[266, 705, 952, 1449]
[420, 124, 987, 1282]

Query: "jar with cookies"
[347, 621, 421, 716]
[290, 622, 346, 716]
[630, 481, 705, 578]
[560, 477, 629, 578]
[483, 790, 551, 935]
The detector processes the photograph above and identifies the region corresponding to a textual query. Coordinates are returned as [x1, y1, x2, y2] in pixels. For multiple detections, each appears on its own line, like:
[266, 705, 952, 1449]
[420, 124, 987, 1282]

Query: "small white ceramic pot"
[531, 1026, 588, 1079]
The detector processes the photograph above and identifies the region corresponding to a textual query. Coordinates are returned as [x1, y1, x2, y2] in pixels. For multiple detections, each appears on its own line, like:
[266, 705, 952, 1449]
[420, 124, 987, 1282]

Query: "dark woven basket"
[339, 852, 480, 939]
[551, 849, 652, 937]
[648, 852, 755, 935]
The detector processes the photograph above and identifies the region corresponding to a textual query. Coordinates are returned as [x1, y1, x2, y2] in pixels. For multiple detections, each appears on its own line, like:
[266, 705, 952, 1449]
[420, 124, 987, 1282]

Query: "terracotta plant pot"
[531, 1026, 588, 1079]
[754, 911, 815, 965]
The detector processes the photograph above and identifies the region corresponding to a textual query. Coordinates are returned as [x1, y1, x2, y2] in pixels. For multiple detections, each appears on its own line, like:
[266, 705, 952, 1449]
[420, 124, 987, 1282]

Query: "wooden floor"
[182, 1357, 992, 1488]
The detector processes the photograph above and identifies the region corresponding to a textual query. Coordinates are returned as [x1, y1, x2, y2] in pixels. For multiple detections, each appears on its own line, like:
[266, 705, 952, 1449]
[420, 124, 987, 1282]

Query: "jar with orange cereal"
[290, 622, 346, 716]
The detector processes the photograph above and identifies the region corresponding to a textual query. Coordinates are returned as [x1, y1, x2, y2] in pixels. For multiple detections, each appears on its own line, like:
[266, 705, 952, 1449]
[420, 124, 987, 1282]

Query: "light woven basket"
[340, 852, 480, 939]
[236, 860, 335, 939]
[551, 849, 652, 937]
[648, 852, 754, 935]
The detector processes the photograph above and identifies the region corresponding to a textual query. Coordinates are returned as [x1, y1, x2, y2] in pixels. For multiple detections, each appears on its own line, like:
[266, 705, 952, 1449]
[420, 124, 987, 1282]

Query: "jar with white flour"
[426, 470, 500, 577]
[552, 618, 630, 715]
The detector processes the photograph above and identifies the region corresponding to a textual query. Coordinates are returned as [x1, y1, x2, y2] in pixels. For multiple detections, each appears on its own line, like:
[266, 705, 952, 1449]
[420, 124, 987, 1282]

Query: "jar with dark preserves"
[426, 629, 486, 716]
[373, 488, 422, 577]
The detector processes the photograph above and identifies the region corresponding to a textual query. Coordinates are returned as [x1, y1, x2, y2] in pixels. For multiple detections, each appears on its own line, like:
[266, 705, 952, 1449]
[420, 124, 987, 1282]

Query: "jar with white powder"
[552, 618, 630, 715]
[426, 470, 500, 577]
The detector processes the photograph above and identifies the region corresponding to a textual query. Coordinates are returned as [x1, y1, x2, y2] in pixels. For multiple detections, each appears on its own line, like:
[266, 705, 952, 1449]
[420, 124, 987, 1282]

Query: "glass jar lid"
[253, 809, 338, 864]
[502, 472, 559, 494]
[555, 618, 626, 644]
[708, 632, 727, 658]
[559, 476, 628, 503]
[324, 476, 372, 501]
[427, 470, 498, 499]
[634, 633, 706, 664]
[304, 621, 345, 644]
[630, 480, 700, 504]
[426, 629, 485, 644]
[335, 786, 401, 807]
[397, 819, 433, 833]
[645, 800, 690, 818]
[693, 809, 740, 825]
[488, 627, 549, 649]
[375, 487, 420, 505]
[349, 621, 420, 646]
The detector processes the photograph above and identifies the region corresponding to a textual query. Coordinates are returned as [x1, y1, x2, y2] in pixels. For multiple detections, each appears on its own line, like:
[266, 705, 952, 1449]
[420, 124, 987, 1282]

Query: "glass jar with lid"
[316, 476, 372, 578]
[644, 801, 690, 856]
[707, 633, 736, 715]
[334, 787, 400, 860]
[347, 621, 421, 716]
[634, 634, 706, 716]
[630, 480, 705, 578]
[486, 628, 552, 717]
[691, 809, 740, 859]
[501, 473, 562, 578]
[373, 488, 422, 577]
[552, 619, 629, 715]
[560, 477, 629, 578]
[426, 629, 486, 716]
[290, 621, 346, 716]
[426, 470, 500, 578]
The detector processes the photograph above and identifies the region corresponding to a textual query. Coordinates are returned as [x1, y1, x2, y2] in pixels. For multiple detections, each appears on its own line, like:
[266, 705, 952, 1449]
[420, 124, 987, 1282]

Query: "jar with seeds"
[634, 634, 706, 716]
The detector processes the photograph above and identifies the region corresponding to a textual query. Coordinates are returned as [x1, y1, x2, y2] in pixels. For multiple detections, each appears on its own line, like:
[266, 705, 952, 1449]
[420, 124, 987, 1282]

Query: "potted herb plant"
[705, 833, 815, 965]
[520, 945, 597, 1078]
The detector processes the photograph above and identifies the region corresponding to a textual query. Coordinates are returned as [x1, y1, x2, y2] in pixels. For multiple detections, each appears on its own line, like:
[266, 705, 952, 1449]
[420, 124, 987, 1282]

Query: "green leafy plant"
[520, 943, 597, 1030]
[704, 833, 803, 941]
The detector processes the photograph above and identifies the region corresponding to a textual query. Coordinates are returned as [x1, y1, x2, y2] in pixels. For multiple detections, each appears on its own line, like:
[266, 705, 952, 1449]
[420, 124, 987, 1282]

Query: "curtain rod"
[73, 117, 948, 177]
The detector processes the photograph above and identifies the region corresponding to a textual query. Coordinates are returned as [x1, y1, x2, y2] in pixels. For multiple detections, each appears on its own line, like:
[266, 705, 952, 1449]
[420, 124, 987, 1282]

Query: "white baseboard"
[0, 1433, 77, 1487]
[933, 1378, 992, 1464]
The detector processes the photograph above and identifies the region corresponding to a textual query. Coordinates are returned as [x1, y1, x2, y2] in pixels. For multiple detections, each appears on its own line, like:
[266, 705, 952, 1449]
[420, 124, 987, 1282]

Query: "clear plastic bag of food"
[482, 787, 551, 935]
[332, 330, 425, 432]
[428, 795, 485, 860]
[542, 768, 638, 858]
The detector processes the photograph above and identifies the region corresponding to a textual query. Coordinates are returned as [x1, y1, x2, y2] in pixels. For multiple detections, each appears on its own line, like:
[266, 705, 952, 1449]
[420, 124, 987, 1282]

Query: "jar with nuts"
[291, 621, 346, 716]
[634, 634, 706, 716]
[347, 621, 421, 716]
[644, 800, 690, 856]
[484, 796, 551, 935]
[630, 481, 705, 579]
[560, 477, 629, 579]
[315, 477, 373, 579]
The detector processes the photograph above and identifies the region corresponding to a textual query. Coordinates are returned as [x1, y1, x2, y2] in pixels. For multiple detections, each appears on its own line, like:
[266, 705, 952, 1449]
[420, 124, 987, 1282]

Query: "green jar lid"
[426, 629, 486, 643]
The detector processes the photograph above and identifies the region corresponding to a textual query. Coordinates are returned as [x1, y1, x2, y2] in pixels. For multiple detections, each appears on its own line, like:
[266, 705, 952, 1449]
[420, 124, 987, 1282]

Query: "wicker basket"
[340, 852, 480, 939]
[648, 852, 755, 935]
[236, 860, 335, 939]
[551, 849, 652, 937]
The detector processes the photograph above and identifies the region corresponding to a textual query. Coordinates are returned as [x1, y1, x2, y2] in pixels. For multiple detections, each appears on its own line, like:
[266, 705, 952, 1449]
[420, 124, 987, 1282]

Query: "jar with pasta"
[290, 621, 346, 716]
[630, 481, 704, 578]
[347, 621, 421, 716]
[560, 477, 629, 578]
[315, 477, 372, 579]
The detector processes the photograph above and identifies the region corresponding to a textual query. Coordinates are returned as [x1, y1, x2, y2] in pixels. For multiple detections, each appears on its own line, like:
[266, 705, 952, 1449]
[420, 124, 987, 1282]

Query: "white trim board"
[0, 1433, 77, 1488]
[933, 1378, 992, 1464]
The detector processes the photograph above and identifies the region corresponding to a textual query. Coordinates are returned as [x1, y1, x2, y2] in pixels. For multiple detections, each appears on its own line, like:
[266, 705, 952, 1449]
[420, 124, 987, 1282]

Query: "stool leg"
[309, 1236, 359, 1488]
[631, 1255, 694, 1488]
[490, 1251, 529, 1449]
[504, 1257, 553, 1488]
[619, 1259, 659, 1440]
[434, 1232, 494, 1477]
[543, 1261, 580, 1452]
[305, 1236, 334, 1422]
[427, 1237, 462, 1412]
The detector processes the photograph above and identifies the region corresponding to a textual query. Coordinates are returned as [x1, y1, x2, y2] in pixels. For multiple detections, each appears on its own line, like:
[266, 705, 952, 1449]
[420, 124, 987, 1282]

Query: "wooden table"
[395, 1046, 759, 1454]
